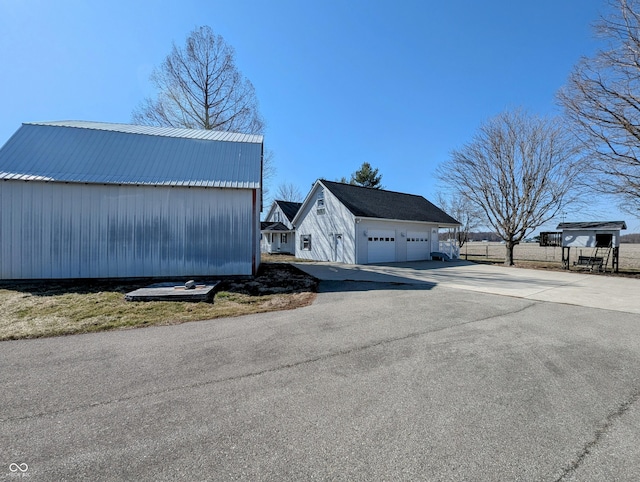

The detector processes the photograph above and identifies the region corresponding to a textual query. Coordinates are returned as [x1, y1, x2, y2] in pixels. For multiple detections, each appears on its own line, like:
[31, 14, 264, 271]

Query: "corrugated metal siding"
[0, 123, 262, 188]
[0, 180, 256, 279]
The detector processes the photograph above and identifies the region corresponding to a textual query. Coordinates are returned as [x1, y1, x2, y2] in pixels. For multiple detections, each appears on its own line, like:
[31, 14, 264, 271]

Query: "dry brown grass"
[0, 263, 318, 341]
[462, 242, 640, 275]
[261, 253, 314, 263]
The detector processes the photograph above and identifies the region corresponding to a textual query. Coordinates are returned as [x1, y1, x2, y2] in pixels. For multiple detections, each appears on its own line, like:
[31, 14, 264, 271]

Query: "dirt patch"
[221, 263, 318, 295]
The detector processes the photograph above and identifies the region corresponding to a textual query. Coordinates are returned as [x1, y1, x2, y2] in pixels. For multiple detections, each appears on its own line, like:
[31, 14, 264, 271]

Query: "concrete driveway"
[294, 260, 640, 314]
[2, 263, 640, 480]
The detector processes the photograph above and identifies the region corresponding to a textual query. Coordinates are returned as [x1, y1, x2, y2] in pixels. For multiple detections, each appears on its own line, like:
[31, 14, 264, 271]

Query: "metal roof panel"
[0, 121, 263, 187]
[556, 221, 627, 230]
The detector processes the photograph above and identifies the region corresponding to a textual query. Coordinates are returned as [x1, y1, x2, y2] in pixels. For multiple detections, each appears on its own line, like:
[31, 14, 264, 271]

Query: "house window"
[274, 211, 281, 222]
[317, 191, 325, 215]
[281, 233, 288, 243]
[300, 234, 311, 250]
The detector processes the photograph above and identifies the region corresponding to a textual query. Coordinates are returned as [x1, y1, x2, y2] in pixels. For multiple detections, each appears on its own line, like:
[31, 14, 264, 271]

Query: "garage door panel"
[407, 231, 430, 261]
[367, 230, 396, 263]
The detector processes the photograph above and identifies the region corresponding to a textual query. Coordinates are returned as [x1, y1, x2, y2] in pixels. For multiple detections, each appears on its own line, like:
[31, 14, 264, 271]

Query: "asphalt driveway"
[2, 264, 640, 480]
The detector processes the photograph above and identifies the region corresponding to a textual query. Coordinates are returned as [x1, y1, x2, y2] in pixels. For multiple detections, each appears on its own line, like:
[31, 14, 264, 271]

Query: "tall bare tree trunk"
[505, 241, 516, 266]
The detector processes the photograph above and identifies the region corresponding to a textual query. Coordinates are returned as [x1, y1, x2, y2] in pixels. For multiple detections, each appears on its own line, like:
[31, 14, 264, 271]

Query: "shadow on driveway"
[319, 280, 436, 293]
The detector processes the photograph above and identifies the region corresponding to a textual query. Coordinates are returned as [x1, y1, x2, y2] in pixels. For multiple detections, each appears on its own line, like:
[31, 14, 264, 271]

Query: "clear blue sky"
[2, 0, 636, 232]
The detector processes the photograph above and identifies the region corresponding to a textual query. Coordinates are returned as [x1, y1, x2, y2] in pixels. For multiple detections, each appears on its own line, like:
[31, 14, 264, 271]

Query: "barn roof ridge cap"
[22, 120, 264, 144]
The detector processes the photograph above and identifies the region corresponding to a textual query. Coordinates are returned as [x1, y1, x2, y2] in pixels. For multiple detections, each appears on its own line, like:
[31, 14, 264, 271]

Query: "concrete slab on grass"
[125, 281, 219, 302]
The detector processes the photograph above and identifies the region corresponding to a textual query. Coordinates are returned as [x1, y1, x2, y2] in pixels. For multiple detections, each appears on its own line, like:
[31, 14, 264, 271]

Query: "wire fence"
[461, 242, 640, 270]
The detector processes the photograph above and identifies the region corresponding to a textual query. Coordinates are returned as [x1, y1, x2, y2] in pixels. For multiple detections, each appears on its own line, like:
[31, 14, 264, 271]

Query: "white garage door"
[367, 230, 396, 263]
[407, 231, 430, 261]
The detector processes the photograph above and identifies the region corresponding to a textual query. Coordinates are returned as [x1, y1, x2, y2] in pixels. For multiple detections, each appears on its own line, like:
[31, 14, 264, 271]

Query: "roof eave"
[291, 179, 324, 226]
[356, 216, 461, 227]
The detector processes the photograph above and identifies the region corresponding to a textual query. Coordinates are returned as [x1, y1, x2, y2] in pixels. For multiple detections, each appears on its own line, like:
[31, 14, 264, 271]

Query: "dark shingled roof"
[260, 222, 290, 231]
[556, 221, 627, 230]
[274, 200, 302, 222]
[320, 180, 460, 225]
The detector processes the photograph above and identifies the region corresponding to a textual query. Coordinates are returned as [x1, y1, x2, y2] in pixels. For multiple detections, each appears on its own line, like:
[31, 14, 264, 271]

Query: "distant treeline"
[462, 232, 640, 244]
[621, 233, 640, 243]
[440, 232, 504, 242]
[449, 232, 640, 243]
[466, 232, 504, 242]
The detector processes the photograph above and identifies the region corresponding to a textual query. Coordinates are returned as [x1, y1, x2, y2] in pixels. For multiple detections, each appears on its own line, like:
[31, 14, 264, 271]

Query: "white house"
[292, 180, 460, 264]
[0, 121, 263, 279]
[261, 200, 302, 254]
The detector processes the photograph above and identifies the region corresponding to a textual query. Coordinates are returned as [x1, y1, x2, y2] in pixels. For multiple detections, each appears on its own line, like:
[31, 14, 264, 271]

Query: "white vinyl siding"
[561, 230, 621, 248]
[294, 184, 356, 263]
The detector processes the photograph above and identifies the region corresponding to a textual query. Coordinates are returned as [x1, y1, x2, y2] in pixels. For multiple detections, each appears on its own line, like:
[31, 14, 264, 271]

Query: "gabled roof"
[318, 180, 460, 225]
[260, 222, 290, 232]
[274, 200, 303, 222]
[556, 221, 627, 231]
[0, 121, 263, 188]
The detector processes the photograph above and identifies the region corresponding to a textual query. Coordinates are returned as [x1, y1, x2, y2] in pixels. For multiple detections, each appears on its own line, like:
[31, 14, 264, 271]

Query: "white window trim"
[300, 234, 312, 250]
[317, 190, 326, 215]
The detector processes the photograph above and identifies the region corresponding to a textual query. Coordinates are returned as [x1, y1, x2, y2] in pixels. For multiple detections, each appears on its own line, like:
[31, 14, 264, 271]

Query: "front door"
[333, 234, 344, 262]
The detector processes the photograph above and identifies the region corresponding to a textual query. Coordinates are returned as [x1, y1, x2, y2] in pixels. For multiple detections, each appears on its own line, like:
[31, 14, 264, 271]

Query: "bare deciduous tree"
[133, 26, 264, 134]
[132, 26, 274, 201]
[261, 148, 276, 206]
[558, 0, 640, 213]
[436, 192, 483, 248]
[275, 182, 303, 202]
[439, 110, 580, 266]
